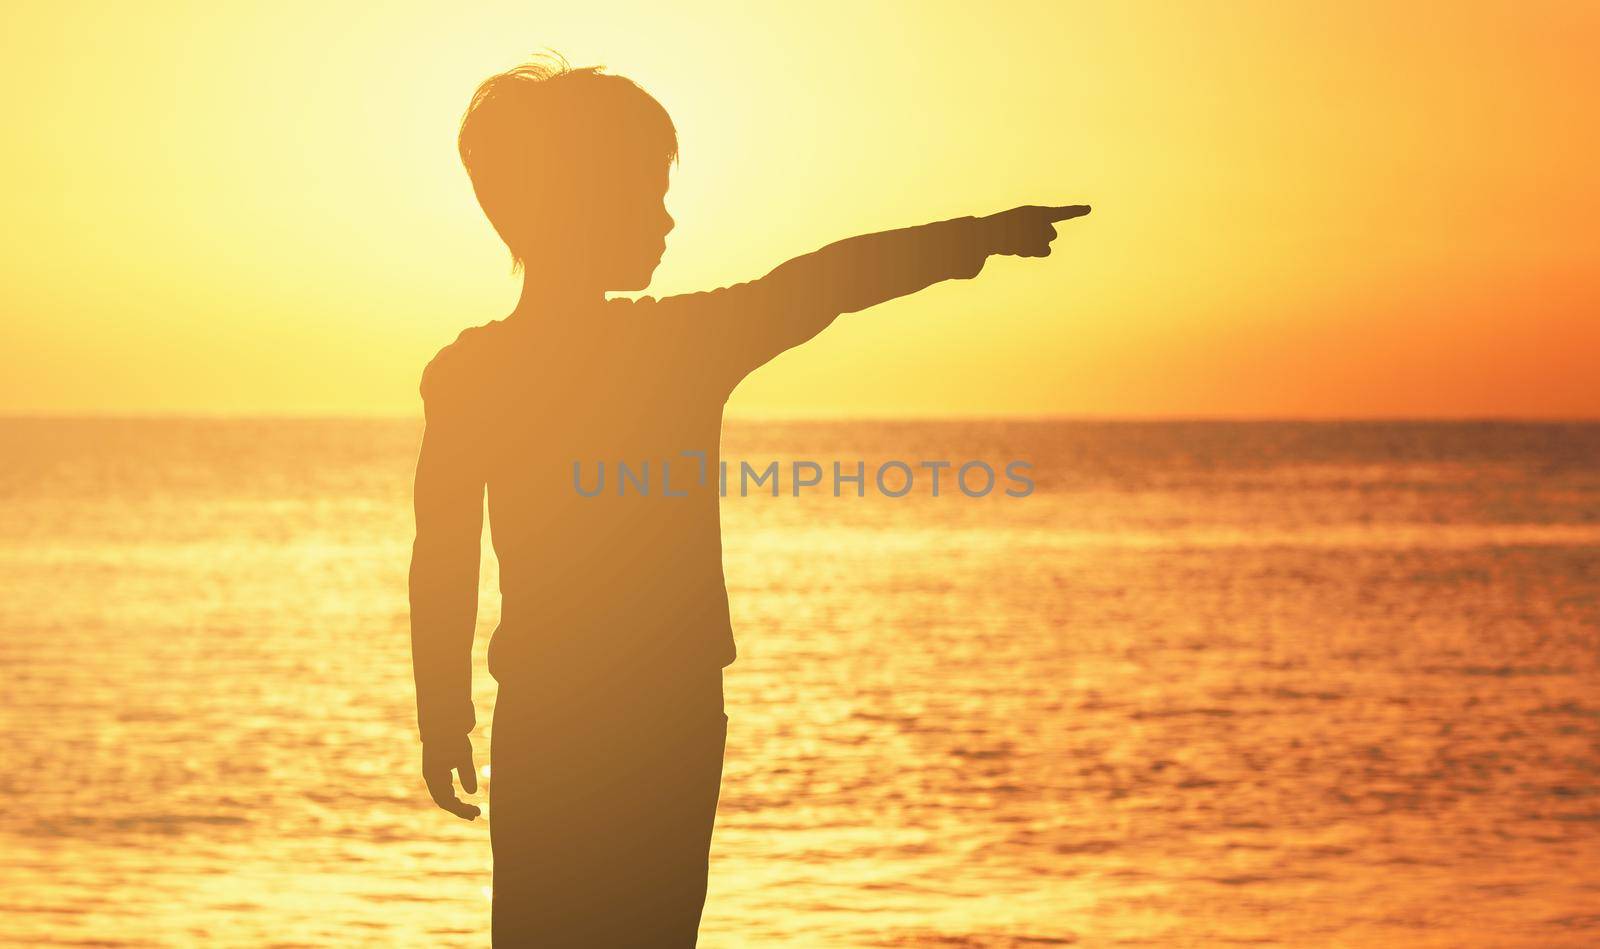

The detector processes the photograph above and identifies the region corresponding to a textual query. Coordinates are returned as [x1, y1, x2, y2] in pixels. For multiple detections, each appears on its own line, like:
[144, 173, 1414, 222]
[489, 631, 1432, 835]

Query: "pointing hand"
[981, 204, 1092, 258]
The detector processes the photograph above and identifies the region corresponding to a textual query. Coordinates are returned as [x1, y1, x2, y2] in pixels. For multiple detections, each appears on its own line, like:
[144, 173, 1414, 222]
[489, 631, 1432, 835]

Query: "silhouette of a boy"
[409, 54, 1088, 946]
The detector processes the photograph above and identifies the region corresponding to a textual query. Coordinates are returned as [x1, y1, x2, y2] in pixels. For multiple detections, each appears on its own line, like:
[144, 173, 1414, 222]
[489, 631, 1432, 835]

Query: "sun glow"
[2, 1, 1595, 418]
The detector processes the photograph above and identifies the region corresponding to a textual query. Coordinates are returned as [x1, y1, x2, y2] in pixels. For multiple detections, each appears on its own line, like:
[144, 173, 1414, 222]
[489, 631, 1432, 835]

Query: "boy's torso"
[439, 307, 743, 682]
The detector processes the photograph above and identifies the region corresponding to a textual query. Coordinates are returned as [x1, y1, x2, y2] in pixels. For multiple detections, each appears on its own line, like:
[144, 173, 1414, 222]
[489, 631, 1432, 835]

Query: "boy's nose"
[663, 212, 675, 236]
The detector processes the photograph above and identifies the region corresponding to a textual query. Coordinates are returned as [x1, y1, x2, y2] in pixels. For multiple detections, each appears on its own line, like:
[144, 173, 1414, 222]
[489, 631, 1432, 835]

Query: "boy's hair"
[458, 52, 679, 272]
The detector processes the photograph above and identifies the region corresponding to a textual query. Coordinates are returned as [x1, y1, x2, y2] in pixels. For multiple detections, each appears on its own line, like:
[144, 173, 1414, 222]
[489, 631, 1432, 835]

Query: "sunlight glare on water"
[0, 419, 1596, 946]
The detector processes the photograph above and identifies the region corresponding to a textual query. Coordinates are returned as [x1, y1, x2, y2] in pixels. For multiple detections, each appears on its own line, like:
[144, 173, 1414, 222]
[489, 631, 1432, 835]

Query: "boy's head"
[459, 53, 677, 290]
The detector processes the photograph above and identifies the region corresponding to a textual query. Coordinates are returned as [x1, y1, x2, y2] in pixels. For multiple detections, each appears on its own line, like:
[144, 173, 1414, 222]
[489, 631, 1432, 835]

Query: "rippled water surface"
[1, 419, 1597, 946]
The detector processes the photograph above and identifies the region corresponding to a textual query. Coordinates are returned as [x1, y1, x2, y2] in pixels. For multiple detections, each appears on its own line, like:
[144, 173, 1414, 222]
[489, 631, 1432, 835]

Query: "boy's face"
[566, 157, 674, 292]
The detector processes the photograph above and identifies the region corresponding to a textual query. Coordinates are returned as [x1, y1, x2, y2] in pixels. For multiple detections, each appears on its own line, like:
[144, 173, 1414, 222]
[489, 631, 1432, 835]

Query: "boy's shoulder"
[419, 319, 515, 408]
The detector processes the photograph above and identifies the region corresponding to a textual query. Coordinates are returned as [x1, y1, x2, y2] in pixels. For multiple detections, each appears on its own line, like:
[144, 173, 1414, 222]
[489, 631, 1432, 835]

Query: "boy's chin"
[608, 264, 660, 292]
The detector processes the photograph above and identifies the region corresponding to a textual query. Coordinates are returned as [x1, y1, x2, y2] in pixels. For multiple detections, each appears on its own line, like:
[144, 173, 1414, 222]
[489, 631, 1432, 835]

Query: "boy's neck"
[513, 275, 606, 319]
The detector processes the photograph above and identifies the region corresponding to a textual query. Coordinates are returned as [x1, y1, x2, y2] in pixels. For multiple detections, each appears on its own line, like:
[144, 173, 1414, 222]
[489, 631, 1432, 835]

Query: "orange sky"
[1, 1, 1596, 418]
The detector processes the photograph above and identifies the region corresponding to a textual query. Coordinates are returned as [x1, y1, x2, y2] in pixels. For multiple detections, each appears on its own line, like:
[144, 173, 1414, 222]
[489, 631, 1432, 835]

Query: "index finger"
[1042, 204, 1091, 222]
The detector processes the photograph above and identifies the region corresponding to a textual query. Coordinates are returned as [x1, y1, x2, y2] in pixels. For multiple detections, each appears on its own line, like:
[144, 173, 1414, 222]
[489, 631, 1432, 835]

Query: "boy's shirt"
[410, 215, 990, 743]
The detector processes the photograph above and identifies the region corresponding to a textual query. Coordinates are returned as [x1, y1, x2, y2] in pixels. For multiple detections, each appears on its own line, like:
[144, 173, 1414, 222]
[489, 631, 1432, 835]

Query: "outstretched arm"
[765, 203, 1092, 317]
[408, 388, 485, 821]
[646, 204, 1091, 373]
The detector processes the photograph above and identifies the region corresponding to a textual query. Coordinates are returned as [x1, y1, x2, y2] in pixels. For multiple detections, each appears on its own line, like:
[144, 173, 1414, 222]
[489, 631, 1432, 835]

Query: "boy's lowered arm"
[408, 382, 485, 820]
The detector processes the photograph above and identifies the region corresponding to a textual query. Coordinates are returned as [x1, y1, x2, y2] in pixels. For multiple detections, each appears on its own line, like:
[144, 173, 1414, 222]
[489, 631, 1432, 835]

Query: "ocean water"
[1, 418, 1597, 947]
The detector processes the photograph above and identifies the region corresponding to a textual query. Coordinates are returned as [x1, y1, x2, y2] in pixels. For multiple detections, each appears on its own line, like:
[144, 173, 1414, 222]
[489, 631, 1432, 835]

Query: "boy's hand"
[981, 204, 1092, 258]
[422, 734, 481, 820]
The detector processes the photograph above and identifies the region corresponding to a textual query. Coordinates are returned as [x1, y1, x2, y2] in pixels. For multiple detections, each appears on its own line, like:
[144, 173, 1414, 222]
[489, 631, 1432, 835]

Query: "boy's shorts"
[488, 664, 727, 947]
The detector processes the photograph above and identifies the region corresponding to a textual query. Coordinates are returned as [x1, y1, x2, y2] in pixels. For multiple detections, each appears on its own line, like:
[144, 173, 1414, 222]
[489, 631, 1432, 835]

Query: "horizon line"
[2, 411, 1597, 425]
